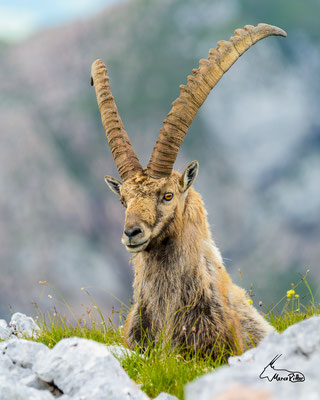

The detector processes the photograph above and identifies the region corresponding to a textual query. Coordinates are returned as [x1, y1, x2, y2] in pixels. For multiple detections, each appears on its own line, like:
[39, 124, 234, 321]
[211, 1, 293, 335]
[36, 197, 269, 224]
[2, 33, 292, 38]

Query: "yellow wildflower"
[248, 299, 253, 305]
[286, 289, 295, 298]
[295, 294, 299, 298]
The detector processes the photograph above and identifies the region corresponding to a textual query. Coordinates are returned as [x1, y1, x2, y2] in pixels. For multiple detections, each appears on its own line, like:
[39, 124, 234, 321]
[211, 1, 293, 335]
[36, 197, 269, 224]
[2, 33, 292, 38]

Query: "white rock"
[0, 339, 45, 388]
[20, 373, 47, 389]
[20, 373, 65, 397]
[186, 316, 320, 400]
[33, 337, 149, 400]
[2, 338, 49, 368]
[0, 319, 11, 340]
[9, 313, 40, 338]
[107, 344, 136, 360]
[0, 337, 63, 398]
[0, 332, 149, 399]
[0, 375, 54, 400]
[0, 351, 14, 370]
[154, 393, 179, 400]
[0, 319, 8, 328]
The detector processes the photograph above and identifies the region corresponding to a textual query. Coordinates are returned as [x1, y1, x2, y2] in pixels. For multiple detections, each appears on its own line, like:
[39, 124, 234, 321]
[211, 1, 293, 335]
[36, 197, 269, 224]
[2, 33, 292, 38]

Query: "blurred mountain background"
[0, 0, 319, 322]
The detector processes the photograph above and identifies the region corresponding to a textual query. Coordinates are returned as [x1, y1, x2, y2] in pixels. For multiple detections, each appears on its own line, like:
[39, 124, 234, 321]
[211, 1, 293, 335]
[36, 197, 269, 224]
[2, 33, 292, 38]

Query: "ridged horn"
[147, 23, 287, 178]
[91, 59, 143, 181]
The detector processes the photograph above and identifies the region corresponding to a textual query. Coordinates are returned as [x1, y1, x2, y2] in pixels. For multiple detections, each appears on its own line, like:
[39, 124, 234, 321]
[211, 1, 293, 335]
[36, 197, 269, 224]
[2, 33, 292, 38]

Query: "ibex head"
[91, 24, 286, 253]
[105, 162, 198, 252]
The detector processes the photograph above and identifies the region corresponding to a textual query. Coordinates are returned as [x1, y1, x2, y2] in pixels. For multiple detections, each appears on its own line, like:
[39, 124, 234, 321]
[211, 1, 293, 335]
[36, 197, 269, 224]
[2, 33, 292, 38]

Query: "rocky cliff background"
[1, 0, 319, 321]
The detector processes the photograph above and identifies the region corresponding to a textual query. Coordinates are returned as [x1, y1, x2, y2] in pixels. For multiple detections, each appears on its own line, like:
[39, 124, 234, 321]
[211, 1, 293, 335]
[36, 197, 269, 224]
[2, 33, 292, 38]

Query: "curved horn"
[91, 59, 143, 181]
[147, 23, 287, 178]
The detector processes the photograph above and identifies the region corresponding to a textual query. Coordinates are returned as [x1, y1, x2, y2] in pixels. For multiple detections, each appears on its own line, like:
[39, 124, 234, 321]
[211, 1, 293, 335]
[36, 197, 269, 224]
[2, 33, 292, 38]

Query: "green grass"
[266, 270, 320, 332]
[4, 271, 320, 400]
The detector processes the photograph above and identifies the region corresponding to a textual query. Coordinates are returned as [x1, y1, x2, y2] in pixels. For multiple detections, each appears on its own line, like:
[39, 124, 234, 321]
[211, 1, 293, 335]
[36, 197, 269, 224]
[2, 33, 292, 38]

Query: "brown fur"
[106, 168, 274, 355]
[95, 24, 286, 354]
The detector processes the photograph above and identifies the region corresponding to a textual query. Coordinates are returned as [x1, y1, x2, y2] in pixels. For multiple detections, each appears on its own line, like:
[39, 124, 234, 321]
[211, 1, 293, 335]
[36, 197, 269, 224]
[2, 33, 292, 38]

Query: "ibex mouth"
[125, 240, 149, 253]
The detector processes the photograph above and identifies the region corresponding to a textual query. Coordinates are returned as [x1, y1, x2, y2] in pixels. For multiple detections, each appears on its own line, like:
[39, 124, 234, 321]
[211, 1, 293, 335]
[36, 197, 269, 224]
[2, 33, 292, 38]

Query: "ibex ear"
[104, 176, 122, 196]
[180, 161, 199, 192]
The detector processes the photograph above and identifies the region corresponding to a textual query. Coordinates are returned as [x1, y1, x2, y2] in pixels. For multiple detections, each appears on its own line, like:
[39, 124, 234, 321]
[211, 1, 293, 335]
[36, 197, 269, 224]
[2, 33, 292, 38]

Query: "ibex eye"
[163, 192, 173, 201]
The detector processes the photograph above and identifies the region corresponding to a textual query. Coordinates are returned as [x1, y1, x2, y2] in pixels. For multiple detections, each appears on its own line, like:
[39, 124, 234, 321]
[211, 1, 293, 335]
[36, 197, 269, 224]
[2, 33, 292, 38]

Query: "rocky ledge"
[0, 313, 319, 399]
[187, 315, 320, 400]
[0, 313, 175, 400]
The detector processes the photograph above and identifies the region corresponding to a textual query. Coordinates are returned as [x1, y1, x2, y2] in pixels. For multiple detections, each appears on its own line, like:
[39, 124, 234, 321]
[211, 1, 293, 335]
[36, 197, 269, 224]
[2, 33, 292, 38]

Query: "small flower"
[295, 294, 299, 298]
[39, 281, 47, 285]
[286, 289, 295, 298]
[248, 299, 253, 305]
[259, 301, 262, 307]
[48, 294, 52, 299]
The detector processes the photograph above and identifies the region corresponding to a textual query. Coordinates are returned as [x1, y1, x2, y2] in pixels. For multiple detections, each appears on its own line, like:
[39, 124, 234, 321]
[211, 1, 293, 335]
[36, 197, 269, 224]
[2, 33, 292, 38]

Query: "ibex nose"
[124, 227, 142, 238]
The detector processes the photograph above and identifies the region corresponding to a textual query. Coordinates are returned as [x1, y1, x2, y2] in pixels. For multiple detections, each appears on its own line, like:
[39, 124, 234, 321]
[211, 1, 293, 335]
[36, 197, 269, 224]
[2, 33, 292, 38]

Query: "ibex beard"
[91, 23, 287, 355]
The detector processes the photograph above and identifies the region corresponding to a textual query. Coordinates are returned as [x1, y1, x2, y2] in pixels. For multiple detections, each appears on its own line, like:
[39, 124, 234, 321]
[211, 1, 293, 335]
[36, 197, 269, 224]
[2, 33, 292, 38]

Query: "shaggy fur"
[94, 23, 286, 355]
[105, 166, 274, 355]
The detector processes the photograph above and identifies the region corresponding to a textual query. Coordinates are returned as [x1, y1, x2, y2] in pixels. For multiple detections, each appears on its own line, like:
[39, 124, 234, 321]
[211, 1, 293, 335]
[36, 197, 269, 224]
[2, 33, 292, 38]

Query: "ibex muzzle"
[122, 210, 150, 253]
[91, 24, 286, 354]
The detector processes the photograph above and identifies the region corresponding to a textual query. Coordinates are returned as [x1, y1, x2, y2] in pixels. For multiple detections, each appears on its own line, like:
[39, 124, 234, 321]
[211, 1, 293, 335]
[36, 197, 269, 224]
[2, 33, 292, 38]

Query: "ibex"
[91, 24, 286, 355]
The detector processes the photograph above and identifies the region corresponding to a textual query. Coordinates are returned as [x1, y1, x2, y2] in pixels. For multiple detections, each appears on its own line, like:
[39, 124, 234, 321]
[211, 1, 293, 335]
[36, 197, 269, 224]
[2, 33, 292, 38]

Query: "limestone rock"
[0, 313, 41, 340]
[154, 393, 179, 400]
[0, 319, 12, 340]
[1, 338, 49, 368]
[0, 375, 55, 400]
[33, 337, 149, 400]
[9, 312, 41, 338]
[0, 348, 54, 400]
[107, 344, 136, 361]
[186, 316, 320, 400]
[0, 329, 147, 399]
